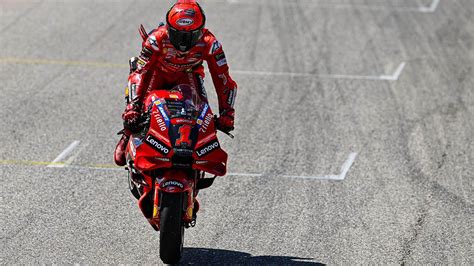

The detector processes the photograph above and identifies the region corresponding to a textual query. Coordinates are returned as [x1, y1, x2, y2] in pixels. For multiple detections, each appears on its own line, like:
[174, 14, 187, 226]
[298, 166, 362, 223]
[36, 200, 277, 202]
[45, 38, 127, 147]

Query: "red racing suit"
[126, 25, 237, 119]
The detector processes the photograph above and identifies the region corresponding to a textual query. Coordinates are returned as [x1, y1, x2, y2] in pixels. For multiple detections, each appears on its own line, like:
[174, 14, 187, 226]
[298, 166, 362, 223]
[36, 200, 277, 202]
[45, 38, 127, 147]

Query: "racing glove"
[216, 109, 235, 133]
[122, 102, 142, 132]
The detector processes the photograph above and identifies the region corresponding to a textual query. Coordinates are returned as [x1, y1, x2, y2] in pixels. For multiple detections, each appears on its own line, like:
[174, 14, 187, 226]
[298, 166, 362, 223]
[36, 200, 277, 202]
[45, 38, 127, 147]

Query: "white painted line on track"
[338, 152, 358, 180]
[227, 172, 263, 177]
[64, 143, 88, 166]
[2, 57, 405, 82]
[282, 174, 340, 180]
[418, 0, 440, 13]
[229, 62, 406, 81]
[7, 152, 358, 181]
[283, 152, 358, 180]
[379, 62, 406, 81]
[47, 141, 80, 168]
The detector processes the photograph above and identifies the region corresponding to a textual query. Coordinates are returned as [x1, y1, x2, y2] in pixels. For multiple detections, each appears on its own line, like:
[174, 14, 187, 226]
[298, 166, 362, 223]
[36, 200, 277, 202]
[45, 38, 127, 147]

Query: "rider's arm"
[204, 35, 238, 117]
[126, 31, 162, 105]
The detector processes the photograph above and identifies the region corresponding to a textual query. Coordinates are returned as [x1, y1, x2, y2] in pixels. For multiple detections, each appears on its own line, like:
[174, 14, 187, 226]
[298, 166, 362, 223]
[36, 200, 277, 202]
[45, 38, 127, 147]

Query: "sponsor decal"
[199, 113, 213, 133]
[161, 180, 184, 189]
[184, 9, 196, 16]
[197, 75, 207, 99]
[209, 40, 221, 55]
[154, 157, 170, 162]
[130, 83, 137, 100]
[149, 127, 170, 146]
[196, 140, 220, 157]
[198, 104, 209, 120]
[215, 53, 225, 61]
[196, 132, 217, 148]
[227, 88, 237, 107]
[132, 137, 143, 148]
[140, 47, 153, 60]
[148, 35, 159, 51]
[137, 58, 146, 68]
[158, 106, 169, 122]
[217, 58, 227, 67]
[164, 59, 198, 69]
[218, 73, 228, 85]
[174, 118, 193, 124]
[145, 135, 170, 155]
[187, 58, 199, 63]
[177, 18, 194, 26]
[195, 160, 208, 165]
[153, 110, 167, 131]
[154, 99, 170, 123]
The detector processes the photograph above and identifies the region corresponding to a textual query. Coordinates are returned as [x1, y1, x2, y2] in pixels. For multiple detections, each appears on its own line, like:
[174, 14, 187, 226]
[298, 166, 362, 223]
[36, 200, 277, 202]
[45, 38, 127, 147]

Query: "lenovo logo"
[196, 141, 219, 157]
[145, 135, 170, 155]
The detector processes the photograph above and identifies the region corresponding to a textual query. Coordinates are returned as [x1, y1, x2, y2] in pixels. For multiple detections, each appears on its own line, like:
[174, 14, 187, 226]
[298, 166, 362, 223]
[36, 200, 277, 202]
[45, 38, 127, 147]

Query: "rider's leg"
[114, 69, 167, 166]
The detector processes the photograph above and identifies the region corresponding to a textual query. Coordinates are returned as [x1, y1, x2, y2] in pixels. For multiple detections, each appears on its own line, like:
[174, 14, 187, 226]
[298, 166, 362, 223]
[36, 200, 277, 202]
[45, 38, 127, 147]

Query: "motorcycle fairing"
[132, 90, 227, 176]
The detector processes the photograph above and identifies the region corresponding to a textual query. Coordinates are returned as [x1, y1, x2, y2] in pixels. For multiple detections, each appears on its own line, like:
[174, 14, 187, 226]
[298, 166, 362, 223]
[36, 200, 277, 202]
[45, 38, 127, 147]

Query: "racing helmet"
[166, 0, 206, 52]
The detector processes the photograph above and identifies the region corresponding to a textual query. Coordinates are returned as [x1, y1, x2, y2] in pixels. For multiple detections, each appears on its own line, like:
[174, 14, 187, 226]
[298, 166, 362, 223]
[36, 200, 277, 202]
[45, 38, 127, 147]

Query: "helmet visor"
[168, 26, 202, 52]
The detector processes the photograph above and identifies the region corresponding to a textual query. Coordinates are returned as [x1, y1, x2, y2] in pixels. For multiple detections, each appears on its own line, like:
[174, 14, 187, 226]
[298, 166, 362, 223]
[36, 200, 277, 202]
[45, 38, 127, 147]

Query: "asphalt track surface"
[1, 0, 473, 264]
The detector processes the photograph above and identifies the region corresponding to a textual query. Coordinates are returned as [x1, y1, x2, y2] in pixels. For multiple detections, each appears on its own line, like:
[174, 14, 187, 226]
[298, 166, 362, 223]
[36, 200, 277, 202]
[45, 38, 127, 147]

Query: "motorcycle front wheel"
[159, 192, 185, 264]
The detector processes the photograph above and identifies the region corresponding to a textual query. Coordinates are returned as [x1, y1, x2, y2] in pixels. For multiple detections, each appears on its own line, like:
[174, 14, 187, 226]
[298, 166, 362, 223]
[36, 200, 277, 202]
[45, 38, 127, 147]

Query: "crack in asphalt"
[399, 199, 430, 265]
[1, 213, 34, 241]
[0, 0, 45, 34]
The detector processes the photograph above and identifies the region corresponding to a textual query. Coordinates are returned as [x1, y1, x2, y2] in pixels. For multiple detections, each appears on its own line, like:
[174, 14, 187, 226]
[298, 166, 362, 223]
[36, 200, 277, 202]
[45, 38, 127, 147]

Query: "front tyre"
[159, 192, 185, 264]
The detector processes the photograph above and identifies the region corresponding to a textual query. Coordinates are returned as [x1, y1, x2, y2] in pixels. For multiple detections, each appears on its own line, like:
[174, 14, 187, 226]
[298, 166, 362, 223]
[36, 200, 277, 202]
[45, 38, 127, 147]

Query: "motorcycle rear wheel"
[159, 192, 185, 264]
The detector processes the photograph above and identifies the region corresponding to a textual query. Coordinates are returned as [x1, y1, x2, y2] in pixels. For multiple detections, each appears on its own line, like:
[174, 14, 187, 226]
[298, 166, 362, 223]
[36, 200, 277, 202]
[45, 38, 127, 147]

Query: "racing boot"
[114, 130, 130, 166]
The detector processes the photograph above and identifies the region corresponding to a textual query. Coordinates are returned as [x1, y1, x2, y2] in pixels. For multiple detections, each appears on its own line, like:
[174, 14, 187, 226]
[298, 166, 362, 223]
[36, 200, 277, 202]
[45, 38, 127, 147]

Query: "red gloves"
[122, 103, 141, 131]
[216, 110, 235, 133]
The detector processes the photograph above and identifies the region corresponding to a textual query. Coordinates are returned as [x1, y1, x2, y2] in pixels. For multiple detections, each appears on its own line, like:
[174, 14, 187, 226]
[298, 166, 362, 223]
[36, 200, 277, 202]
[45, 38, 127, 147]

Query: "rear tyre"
[159, 192, 185, 264]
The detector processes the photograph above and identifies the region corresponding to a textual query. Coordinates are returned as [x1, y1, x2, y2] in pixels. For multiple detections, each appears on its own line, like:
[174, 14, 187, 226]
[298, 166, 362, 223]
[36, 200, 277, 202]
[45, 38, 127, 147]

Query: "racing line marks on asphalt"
[282, 152, 358, 180]
[3, 152, 358, 181]
[379, 62, 406, 81]
[418, 0, 441, 13]
[1, 57, 406, 82]
[231, 62, 406, 81]
[47, 140, 81, 168]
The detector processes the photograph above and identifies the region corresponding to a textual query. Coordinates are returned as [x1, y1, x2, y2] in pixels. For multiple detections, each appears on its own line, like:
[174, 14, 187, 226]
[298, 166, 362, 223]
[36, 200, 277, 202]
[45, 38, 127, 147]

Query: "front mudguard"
[139, 169, 196, 230]
[157, 169, 195, 223]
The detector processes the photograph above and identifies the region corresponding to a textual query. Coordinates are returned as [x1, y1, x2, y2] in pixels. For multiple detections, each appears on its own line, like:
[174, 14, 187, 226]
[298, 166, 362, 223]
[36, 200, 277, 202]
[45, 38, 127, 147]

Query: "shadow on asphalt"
[181, 248, 324, 265]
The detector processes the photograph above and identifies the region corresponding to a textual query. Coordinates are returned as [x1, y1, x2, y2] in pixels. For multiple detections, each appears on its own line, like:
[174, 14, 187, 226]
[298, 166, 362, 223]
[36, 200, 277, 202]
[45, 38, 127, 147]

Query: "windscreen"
[164, 84, 205, 120]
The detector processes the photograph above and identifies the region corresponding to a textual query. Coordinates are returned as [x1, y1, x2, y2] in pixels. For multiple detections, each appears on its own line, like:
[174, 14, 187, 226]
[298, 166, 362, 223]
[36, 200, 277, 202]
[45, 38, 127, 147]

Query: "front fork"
[135, 169, 199, 230]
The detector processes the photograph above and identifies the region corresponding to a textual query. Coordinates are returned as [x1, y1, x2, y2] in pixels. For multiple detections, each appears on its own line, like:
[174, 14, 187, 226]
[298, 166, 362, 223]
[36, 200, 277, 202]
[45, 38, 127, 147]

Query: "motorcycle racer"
[114, 0, 237, 166]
